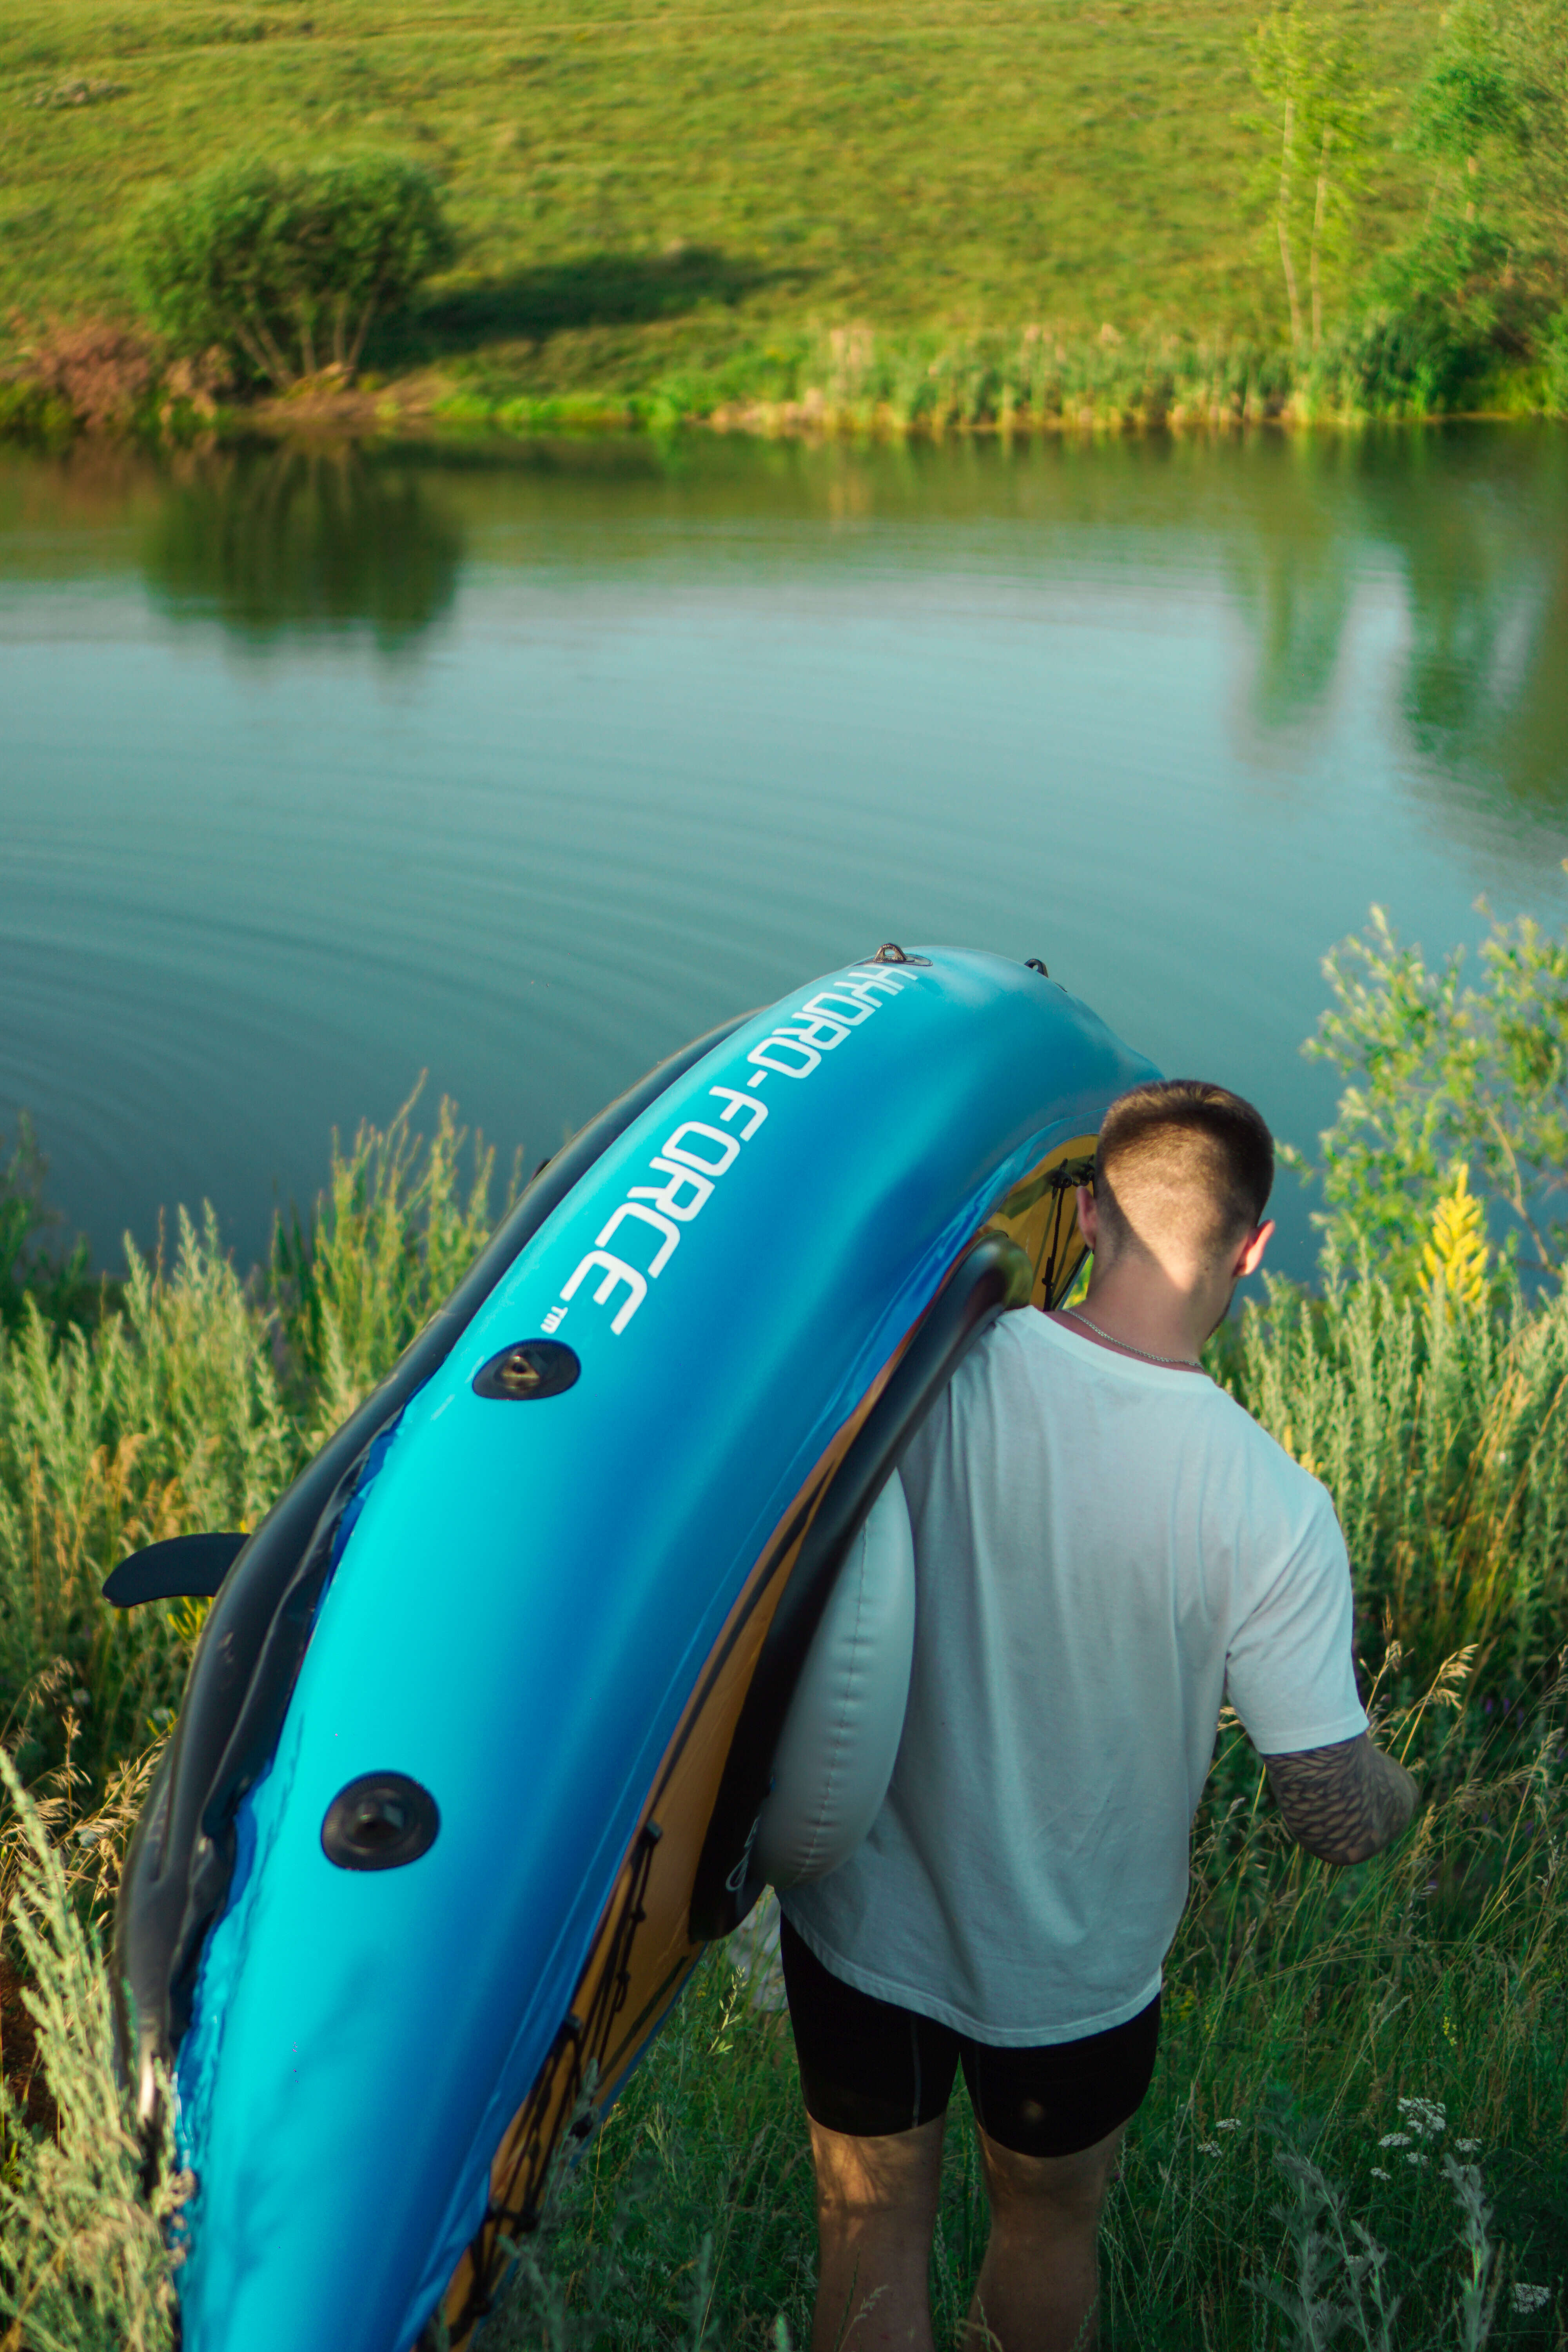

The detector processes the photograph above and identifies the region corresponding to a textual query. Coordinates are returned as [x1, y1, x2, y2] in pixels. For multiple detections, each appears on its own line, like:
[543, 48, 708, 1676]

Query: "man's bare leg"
[806, 2113, 946, 2352]
[962, 2123, 1125, 2352]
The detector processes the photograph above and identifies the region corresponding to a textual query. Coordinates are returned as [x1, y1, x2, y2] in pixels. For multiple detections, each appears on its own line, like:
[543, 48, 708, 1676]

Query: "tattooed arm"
[1263, 1734, 1418, 1866]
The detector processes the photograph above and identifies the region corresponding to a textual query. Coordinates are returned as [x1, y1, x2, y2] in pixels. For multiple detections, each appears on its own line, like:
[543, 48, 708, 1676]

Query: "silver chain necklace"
[1061, 1306, 1204, 1372]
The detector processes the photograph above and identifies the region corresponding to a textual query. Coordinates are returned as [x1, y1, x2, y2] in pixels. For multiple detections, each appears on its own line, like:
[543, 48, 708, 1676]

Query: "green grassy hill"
[1, 0, 1433, 408]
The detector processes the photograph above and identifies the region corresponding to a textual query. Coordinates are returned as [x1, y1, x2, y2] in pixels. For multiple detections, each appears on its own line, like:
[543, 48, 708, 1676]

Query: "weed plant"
[2, 1080, 1567, 2343]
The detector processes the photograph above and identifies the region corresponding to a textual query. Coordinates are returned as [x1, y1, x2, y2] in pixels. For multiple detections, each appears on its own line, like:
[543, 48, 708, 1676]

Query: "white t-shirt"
[782, 1309, 1367, 2045]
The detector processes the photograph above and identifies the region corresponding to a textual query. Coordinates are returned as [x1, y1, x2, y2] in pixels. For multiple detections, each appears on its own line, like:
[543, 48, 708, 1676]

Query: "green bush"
[126, 154, 455, 390]
[1365, 0, 1568, 404]
[1314, 219, 1520, 414]
[1287, 901, 1568, 1289]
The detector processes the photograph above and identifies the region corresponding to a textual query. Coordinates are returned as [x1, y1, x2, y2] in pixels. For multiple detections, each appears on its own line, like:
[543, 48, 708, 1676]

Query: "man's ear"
[1235, 1219, 1275, 1281]
[1075, 1184, 1098, 1253]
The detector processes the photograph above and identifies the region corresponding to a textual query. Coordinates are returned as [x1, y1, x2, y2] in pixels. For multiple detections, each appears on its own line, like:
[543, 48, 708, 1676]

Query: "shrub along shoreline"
[3, 922, 1567, 2345]
[2, 318, 1563, 456]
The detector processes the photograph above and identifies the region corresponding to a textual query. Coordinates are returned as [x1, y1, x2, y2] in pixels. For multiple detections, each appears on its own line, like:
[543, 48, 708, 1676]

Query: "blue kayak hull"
[151, 948, 1155, 2351]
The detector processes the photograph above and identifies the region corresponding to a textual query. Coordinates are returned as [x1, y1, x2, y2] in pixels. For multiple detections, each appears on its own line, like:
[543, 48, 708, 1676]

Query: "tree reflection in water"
[1372, 434, 1568, 829]
[1220, 430, 1568, 845]
[140, 445, 463, 651]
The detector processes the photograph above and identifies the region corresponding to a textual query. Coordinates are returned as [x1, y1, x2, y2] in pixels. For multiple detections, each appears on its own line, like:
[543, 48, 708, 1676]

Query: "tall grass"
[270, 1085, 512, 1444]
[0, 1207, 290, 1792]
[439, 322, 1465, 445]
[1223, 1261, 1568, 1693]
[2, 1104, 1566, 2345]
[0, 1749, 180, 2352]
[0, 1089, 506, 1793]
[492, 1653, 1568, 2348]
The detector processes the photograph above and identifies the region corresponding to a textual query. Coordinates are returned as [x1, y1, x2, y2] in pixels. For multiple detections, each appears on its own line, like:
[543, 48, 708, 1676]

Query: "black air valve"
[321, 1773, 440, 1871]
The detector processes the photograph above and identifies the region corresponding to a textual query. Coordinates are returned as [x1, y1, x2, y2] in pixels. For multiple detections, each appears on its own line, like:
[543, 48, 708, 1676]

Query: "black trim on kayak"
[114, 1009, 753, 2138]
[688, 1230, 1033, 1942]
[103, 1533, 247, 1608]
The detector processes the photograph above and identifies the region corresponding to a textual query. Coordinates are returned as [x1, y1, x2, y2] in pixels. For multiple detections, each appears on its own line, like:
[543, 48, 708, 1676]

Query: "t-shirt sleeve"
[1223, 1484, 1369, 1757]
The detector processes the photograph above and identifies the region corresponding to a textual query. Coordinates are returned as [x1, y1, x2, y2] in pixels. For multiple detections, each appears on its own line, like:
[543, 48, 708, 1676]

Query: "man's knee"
[978, 2123, 1124, 2233]
[810, 2117, 947, 2229]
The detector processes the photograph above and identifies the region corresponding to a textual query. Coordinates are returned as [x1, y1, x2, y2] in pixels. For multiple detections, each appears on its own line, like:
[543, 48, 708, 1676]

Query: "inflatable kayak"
[109, 945, 1155, 2351]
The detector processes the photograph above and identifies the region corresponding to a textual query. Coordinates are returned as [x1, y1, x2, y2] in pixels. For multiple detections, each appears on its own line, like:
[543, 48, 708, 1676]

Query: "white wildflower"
[1379, 2132, 1412, 2147]
[1397, 2096, 1447, 2138]
[1404, 2151, 1428, 2169]
[1216, 2117, 1243, 2132]
[1371, 2166, 1391, 2180]
[1510, 2283, 1550, 2314]
[1454, 2138, 1481, 2154]
[1199, 2140, 1221, 2156]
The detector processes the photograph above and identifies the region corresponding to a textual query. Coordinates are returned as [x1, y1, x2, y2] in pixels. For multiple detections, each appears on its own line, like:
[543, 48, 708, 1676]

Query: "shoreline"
[2, 377, 1559, 456]
[3, 330, 1561, 455]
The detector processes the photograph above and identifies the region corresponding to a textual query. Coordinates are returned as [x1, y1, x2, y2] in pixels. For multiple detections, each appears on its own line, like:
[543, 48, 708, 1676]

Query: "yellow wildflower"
[1423, 1163, 1489, 1307]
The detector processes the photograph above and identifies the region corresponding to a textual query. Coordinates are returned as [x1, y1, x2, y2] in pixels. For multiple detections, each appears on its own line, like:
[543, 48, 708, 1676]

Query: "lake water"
[2, 426, 1566, 1283]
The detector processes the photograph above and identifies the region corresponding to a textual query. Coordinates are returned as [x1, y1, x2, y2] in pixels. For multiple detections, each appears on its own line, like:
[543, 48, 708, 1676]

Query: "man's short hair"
[1094, 1080, 1274, 1268]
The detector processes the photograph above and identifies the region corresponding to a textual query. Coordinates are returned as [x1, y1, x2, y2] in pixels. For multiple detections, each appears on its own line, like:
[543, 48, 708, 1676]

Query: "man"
[778, 1079, 1417, 2352]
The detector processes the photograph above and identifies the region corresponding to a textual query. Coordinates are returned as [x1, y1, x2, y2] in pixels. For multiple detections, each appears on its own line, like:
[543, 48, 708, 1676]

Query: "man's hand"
[1263, 1733, 1418, 1866]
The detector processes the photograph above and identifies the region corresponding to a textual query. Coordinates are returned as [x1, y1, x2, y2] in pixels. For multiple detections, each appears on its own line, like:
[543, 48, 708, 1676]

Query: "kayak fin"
[103, 1533, 248, 1608]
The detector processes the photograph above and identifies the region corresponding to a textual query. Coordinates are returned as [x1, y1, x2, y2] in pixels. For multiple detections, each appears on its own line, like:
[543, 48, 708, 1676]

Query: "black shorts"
[780, 1918, 1160, 2159]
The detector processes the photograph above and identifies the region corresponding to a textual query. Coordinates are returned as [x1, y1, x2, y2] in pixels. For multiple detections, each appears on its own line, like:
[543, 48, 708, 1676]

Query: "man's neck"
[1051, 1264, 1214, 1372]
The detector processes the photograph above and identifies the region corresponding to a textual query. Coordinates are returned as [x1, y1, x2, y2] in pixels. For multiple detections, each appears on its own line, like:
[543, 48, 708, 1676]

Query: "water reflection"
[4, 426, 1563, 825]
[1371, 436, 1568, 824]
[26, 429, 1561, 813]
[1180, 429, 1568, 833]
[1227, 526, 1356, 741]
[139, 448, 463, 649]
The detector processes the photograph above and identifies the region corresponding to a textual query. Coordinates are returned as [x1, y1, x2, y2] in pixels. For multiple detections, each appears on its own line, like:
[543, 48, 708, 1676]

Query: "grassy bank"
[3, 1068, 1568, 2339]
[8, 0, 1563, 439]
